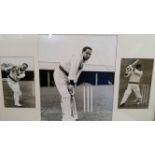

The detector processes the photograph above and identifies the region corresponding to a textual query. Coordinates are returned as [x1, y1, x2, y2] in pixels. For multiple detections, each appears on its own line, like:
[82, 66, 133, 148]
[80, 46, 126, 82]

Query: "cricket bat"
[71, 95, 78, 119]
[131, 59, 139, 67]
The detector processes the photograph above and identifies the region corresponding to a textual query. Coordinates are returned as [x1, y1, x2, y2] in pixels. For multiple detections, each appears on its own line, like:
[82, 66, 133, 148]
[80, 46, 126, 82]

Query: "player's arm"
[16, 66, 27, 79]
[68, 55, 81, 85]
[124, 65, 133, 77]
[125, 60, 139, 73]
[1, 63, 13, 72]
[67, 56, 82, 95]
[75, 70, 82, 83]
[17, 72, 26, 79]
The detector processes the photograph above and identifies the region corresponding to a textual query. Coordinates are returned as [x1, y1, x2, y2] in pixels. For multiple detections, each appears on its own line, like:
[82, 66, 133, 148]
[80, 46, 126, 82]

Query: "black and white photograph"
[118, 58, 154, 109]
[39, 34, 117, 121]
[0, 57, 35, 108]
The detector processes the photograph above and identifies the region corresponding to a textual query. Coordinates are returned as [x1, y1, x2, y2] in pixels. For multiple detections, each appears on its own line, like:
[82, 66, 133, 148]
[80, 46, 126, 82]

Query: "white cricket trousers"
[7, 78, 22, 105]
[120, 83, 142, 104]
[53, 66, 77, 121]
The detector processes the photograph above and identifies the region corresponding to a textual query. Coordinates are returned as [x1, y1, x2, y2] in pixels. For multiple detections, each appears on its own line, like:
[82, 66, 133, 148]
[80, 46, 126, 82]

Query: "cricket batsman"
[1, 63, 28, 106]
[119, 59, 143, 107]
[53, 46, 93, 121]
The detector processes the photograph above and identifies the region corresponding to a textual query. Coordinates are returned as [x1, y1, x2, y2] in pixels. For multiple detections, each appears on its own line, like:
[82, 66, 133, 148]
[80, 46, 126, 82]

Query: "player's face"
[21, 64, 28, 71]
[83, 49, 92, 61]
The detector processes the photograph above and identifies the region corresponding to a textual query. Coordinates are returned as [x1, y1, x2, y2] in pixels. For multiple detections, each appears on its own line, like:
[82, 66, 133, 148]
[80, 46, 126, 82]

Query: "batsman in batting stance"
[54, 46, 93, 121]
[119, 59, 143, 107]
[1, 63, 28, 106]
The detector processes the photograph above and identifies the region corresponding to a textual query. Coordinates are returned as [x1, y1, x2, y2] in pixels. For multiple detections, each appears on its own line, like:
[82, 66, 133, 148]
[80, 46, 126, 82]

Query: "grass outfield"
[41, 85, 114, 121]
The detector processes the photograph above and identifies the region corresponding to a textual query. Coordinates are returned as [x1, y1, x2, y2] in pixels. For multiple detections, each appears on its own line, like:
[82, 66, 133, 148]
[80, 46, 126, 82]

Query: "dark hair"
[82, 46, 92, 53]
[136, 64, 142, 69]
[22, 63, 28, 68]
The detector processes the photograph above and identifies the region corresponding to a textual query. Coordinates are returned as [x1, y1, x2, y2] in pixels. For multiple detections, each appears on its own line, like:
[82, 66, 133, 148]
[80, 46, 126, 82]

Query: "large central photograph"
[39, 35, 117, 121]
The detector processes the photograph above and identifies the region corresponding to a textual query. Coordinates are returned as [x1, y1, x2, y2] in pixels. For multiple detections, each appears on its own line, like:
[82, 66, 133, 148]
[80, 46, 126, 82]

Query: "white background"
[0, 1, 155, 155]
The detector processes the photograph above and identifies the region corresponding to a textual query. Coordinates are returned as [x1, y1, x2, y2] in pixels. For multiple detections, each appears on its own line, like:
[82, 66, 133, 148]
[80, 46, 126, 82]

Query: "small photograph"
[0, 57, 35, 108]
[39, 34, 117, 121]
[118, 58, 154, 109]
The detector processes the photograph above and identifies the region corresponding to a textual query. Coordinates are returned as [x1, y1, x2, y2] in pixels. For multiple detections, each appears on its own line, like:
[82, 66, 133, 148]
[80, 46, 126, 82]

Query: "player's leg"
[7, 78, 22, 106]
[133, 85, 142, 104]
[13, 82, 22, 106]
[54, 68, 75, 121]
[120, 84, 132, 107]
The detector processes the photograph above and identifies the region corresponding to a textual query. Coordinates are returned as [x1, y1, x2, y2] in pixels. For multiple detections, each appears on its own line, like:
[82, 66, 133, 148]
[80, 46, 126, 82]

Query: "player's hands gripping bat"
[67, 84, 75, 96]
[124, 59, 140, 77]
